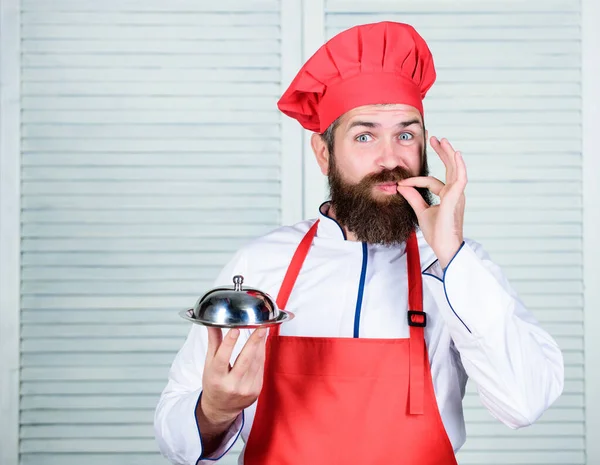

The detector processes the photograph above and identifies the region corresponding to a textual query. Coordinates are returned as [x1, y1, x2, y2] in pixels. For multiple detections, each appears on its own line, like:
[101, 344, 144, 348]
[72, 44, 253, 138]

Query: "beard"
[328, 148, 433, 245]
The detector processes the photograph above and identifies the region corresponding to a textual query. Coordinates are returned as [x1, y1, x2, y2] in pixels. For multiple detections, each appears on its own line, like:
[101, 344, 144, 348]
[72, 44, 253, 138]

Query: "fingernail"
[256, 328, 267, 338]
[229, 329, 240, 339]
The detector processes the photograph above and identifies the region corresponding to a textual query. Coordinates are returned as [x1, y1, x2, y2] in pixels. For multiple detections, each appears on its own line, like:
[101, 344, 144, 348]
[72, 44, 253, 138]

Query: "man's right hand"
[199, 327, 268, 428]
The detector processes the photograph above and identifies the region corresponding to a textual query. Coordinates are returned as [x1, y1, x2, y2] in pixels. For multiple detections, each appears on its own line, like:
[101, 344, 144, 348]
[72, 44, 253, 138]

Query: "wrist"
[435, 239, 463, 269]
[199, 394, 240, 430]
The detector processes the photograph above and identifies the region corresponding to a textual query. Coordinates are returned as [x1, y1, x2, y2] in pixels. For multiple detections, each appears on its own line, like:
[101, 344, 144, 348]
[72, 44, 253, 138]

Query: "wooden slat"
[21, 166, 280, 181]
[471, 238, 582, 253]
[22, 96, 280, 111]
[20, 296, 226, 310]
[429, 83, 580, 97]
[463, 436, 584, 451]
[22, 109, 281, 124]
[22, 39, 281, 54]
[21, 223, 276, 238]
[21, 0, 279, 12]
[327, 12, 579, 28]
[23, 154, 280, 169]
[20, 237, 252, 252]
[21, 181, 280, 195]
[21, 367, 172, 381]
[463, 407, 583, 424]
[428, 126, 581, 141]
[22, 54, 281, 69]
[22, 124, 280, 138]
[22, 280, 229, 295]
[22, 25, 280, 40]
[21, 11, 280, 26]
[19, 309, 196, 324]
[327, 26, 580, 42]
[21, 352, 180, 367]
[22, 68, 281, 83]
[21, 194, 281, 210]
[464, 393, 584, 409]
[457, 451, 584, 465]
[21, 266, 222, 280]
[504, 267, 583, 281]
[22, 433, 159, 452]
[21, 395, 160, 410]
[439, 140, 581, 153]
[465, 421, 584, 437]
[465, 210, 581, 223]
[21, 454, 171, 465]
[21, 209, 278, 224]
[464, 224, 581, 237]
[465, 183, 580, 196]
[21, 381, 168, 395]
[326, 0, 578, 14]
[19, 323, 210, 339]
[22, 424, 153, 439]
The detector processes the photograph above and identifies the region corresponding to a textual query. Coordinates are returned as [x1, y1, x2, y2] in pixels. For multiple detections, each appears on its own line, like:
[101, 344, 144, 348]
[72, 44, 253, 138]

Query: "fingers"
[444, 151, 468, 204]
[397, 176, 445, 196]
[206, 327, 224, 360]
[429, 136, 447, 163]
[212, 328, 241, 376]
[397, 185, 430, 218]
[455, 151, 468, 185]
[249, 340, 267, 392]
[241, 331, 267, 386]
[430, 136, 457, 182]
[230, 328, 267, 379]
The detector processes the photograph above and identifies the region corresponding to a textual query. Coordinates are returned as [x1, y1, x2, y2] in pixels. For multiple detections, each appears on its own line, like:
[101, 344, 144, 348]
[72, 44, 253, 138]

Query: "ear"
[311, 133, 330, 176]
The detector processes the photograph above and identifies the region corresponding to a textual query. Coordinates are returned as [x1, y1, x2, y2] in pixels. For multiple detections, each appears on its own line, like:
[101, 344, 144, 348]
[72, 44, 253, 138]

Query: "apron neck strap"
[406, 231, 426, 415]
[273, 220, 320, 336]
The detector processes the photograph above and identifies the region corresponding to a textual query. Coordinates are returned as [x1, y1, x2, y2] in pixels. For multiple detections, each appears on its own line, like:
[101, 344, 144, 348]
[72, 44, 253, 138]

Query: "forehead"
[340, 103, 423, 127]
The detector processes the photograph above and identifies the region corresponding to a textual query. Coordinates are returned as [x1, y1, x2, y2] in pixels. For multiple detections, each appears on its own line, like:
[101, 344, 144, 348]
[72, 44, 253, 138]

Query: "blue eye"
[399, 132, 414, 141]
[356, 134, 372, 142]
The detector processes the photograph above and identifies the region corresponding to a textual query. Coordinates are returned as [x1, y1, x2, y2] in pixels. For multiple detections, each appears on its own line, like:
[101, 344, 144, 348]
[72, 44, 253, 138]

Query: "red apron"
[243, 220, 457, 464]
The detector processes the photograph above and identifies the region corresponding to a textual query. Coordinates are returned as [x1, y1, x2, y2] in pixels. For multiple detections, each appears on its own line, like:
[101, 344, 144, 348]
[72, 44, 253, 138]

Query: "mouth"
[374, 182, 398, 195]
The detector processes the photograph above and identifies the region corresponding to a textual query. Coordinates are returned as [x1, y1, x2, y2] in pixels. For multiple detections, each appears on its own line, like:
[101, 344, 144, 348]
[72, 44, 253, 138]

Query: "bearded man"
[155, 21, 564, 465]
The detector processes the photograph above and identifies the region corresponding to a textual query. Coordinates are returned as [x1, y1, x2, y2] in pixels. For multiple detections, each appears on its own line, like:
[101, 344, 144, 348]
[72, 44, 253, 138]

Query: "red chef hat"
[277, 21, 436, 134]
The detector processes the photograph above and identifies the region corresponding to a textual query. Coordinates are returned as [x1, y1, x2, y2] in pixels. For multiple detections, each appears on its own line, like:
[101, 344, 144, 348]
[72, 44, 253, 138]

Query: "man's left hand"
[396, 136, 467, 269]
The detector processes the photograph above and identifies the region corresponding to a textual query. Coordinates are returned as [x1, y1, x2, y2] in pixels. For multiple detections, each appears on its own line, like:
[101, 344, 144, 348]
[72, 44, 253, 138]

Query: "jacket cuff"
[196, 391, 245, 463]
[441, 241, 514, 338]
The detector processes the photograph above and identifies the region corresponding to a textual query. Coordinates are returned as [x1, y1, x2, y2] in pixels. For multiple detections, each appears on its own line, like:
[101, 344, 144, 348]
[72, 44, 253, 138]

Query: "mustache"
[360, 166, 414, 186]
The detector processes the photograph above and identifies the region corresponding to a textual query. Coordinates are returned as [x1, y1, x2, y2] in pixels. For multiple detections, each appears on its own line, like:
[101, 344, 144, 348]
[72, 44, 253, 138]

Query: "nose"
[375, 139, 399, 170]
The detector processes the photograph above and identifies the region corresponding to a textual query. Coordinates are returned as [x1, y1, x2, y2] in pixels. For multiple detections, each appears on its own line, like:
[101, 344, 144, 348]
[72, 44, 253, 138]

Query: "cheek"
[404, 143, 424, 173]
[335, 144, 373, 183]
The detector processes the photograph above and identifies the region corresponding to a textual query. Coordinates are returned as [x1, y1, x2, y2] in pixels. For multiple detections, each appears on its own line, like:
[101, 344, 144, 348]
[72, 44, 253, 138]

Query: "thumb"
[397, 186, 429, 219]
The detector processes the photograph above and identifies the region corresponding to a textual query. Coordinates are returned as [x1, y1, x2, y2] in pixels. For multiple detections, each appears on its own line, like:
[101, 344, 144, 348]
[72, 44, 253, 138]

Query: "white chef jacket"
[154, 202, 564, 465]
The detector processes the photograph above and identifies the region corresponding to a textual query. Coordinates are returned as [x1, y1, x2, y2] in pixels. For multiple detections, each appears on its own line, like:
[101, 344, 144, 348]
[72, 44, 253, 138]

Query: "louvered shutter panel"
[325, 1, 584, 464]
[19, 1, 283, 464]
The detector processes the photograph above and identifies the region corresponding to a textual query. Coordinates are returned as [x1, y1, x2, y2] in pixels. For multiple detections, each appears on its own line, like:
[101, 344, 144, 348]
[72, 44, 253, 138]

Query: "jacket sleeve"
[154, 250, 251, 464]
[426, 239, 565, 429]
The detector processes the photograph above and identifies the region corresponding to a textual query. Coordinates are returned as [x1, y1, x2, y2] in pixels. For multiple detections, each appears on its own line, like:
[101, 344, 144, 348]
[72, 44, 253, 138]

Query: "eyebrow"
[346, 119, 423, 132]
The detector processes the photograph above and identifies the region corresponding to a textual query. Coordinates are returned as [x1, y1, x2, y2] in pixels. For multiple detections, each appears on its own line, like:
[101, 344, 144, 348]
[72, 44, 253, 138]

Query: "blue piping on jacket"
[353, 242, 368, 338]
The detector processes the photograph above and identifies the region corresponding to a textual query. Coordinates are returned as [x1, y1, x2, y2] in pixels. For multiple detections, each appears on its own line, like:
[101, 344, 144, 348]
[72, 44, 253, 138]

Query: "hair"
[320, 117, 341, 157]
